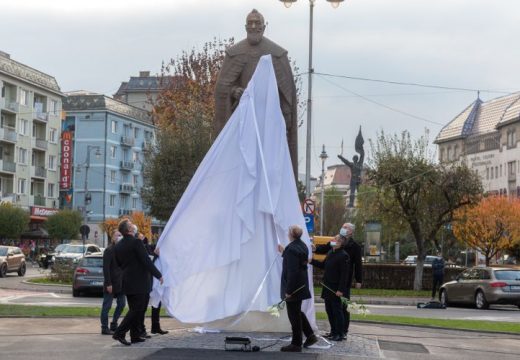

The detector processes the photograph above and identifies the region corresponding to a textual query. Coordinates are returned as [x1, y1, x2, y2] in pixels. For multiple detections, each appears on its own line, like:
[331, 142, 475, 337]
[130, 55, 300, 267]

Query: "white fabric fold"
[150, 55, 316, 328]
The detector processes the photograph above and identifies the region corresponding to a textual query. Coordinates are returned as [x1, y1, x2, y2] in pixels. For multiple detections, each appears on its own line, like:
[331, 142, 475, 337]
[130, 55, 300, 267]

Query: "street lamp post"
[76, 145, 101, 247]
[280, 0, 344, 196]
[319, 144, 328, 235]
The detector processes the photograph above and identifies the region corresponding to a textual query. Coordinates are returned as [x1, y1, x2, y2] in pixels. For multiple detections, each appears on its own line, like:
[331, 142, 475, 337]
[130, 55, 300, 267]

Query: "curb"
[22, 279, 70, 288]
[314, 298, 428, 306]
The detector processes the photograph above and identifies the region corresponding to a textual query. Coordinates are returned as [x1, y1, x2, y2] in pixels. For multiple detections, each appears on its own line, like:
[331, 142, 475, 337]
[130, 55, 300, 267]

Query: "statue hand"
[232, 87, 244, 100]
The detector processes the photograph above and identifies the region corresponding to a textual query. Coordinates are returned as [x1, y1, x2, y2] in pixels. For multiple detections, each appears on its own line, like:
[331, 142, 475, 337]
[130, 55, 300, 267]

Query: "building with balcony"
[63, 92, 155, 246]
[0, 50, 62, 211]
[435, 92, 520, 196]
[113, 71, 166, 112]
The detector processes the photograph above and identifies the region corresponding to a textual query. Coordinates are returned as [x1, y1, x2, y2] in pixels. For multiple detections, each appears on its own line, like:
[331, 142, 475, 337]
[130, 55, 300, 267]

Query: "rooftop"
[0, 51, 62, 95]
[436, 92, 520, 143]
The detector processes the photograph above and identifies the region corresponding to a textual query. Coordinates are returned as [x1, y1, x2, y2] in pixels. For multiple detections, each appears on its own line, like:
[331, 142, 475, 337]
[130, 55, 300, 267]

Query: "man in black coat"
[314, 223, 363, 338]
[100, 230, 126, 335]
[112, 219, 163, 346]
[278, 225, 318, 352]
[311, 235, 350, 341]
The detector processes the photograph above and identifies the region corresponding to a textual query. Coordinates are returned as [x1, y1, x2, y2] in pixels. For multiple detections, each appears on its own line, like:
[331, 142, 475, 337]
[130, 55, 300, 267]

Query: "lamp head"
[280, 0, 297, 8]
[327, 0, 344, 8]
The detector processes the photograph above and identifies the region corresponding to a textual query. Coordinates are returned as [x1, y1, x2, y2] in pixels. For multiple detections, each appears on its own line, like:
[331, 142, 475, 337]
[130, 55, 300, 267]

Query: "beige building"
[435, 92, 520, 195]
[0, 51, 63, 209]
[113, 71, 167, 112]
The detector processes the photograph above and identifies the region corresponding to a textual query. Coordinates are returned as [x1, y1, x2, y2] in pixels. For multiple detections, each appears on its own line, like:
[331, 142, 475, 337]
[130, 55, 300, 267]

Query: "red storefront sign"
[60, 131, 73, 189]
[31, 206, 59, 217]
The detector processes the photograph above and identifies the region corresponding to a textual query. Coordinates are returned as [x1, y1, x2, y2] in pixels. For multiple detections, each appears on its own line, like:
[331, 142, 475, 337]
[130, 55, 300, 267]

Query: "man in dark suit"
[314, 223, 363, 338]
[311, 235, 350, 341]
[112, 219, 163, 346]
[100, 230, 126, 335]
[278, 225, 317, 352]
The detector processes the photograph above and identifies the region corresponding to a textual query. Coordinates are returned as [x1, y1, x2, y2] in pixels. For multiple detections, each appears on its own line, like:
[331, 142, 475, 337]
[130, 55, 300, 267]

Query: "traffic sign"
[304, 214, 314, 233]
[302, 198, 315, 215]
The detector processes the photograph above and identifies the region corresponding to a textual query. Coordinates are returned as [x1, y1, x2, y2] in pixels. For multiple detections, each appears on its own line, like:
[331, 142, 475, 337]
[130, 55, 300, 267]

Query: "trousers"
[115, 293, 147, 340]
[286, 300, 314, 346]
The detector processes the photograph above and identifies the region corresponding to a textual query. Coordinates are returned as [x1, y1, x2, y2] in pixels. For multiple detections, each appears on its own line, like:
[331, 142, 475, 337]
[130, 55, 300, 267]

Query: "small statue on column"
[338, 127, 364, 208]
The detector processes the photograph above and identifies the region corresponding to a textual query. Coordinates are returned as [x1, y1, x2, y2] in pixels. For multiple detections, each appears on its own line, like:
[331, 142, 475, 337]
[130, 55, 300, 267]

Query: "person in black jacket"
[112, 220, 163, 346]
[311, 235, 350, 341]
[100, 230, 126, 335]
[278, 225, 318, 352]
[314, 222, 363, 338]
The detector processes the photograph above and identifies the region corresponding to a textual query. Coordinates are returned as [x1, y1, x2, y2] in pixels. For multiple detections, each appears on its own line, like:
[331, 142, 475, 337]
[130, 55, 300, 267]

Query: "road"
[2, 267, 519, 322]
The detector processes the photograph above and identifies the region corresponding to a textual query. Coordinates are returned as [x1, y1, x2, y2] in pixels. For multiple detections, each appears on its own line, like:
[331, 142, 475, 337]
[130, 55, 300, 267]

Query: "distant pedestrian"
[100, 231, 126, 335]
[431, 252, 445, 300]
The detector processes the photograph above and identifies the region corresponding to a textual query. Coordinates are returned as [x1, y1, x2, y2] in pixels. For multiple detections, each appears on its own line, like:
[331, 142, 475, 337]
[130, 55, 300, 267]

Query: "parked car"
[54, 244, 101, 268]
[402, 255, 440, 267]
[72, 254, 104, 297]
[440, 267, 520, 309]
[0, 246, 26, 277]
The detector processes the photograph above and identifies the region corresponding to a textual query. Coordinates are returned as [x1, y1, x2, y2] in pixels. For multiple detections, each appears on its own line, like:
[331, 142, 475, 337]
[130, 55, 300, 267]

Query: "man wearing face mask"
[100, 230, 126, 335]
[314, 223, 363, 338]
[311, 235, 349, 341]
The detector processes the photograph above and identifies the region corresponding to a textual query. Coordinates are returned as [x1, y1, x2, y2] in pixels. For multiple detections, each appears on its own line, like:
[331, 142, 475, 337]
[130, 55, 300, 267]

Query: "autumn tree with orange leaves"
[453, 196, 520, 266]
[100, 211, 152, 243]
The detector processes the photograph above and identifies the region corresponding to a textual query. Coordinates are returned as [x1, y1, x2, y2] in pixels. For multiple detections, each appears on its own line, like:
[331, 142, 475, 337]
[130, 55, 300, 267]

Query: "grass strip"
[0, 304, 167, 317]
[315, 311, 520, 334]
[313, 287, 430, 298]
[27, 278, 72, 286]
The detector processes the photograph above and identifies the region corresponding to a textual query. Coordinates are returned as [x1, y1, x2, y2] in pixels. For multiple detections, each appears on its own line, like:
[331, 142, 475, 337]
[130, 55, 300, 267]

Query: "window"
[109, 194, 116, 207]
[19, 119, 28, 135]
[111, 120, 118, 134]
[132, 174, 138, 185]
[47, 183, 55, 198]
[18, 148, 27, 164]
[508, 161, 516, 176]
[123, 124, 130, 137]
[48, 155, 56, 170]
[110, 145, 116, 159]
[110, 170, 116, 183]
[453, 145, 459, 159]
[446, 147, 451, 161]
[20, 89, 28, 106]
[132, 198, 138, 209]
[121, 196, 127, 207]
[134, 127, 140, 138]
[495, 166, 498, 179]
[132, 151, 138, 162]
[500, 164, 503, 177]
[17, 178, 26, 194]
[486, 168, 489, 180]
[49, 128, 57, 143]
[123, 149, 129, 161]
[50, 100, 58, 115]
[491, 168, 494, 179]
[439, 149, 445, 162]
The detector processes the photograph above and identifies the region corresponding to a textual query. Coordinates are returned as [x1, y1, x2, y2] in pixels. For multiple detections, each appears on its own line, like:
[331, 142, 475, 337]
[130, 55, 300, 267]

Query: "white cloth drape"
[150, 55, 316, 328]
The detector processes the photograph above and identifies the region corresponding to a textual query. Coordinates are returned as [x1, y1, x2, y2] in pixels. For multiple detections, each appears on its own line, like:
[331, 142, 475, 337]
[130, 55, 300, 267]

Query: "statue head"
[245, 9, 266, 46]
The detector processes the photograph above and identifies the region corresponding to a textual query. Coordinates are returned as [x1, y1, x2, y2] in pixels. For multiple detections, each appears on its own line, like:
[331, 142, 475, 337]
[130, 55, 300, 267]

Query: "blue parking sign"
[304, 214, 314, 233]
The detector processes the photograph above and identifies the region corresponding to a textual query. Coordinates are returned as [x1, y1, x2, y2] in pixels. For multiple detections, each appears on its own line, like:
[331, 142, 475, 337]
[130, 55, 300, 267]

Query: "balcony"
[32, 166, 47, 179]
[119, 183, 135, 194]
[32, 195, 46, 206]
[142, 141, 153, 152]
[508, 172, 516, 182]
[33, 111, 48, 122]
[121, 136, 135, 147]
[0, 126, 17, 143]
[33, 138, 48, 151]
[1, 160, 16, 173]
[120, 160, 134, 171]
[119, 209, 132, 216]
[4, 101, 20, 113]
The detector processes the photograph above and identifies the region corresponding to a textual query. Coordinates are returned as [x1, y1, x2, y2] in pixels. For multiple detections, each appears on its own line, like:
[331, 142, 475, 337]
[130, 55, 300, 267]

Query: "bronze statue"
[338, 127, 364, 208]
[214, 9, 298, 179]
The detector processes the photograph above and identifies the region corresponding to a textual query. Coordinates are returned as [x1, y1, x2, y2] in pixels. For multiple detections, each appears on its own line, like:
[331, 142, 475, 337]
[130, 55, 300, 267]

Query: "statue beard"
[247, 32, 263, 46]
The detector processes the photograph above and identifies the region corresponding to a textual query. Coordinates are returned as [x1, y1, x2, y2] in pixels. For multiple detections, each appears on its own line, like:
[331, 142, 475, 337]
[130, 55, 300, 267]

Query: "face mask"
[133, 227, 138, 236]
[330, 241, 337, 247]
[339, 228, 348, 237]
[116, 235, 123, 243]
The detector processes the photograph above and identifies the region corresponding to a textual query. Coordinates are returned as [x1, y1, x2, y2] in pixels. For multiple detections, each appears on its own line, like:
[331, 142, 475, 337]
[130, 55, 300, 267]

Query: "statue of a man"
[338, 127, 364, 208]
[214, 9, 298, 179]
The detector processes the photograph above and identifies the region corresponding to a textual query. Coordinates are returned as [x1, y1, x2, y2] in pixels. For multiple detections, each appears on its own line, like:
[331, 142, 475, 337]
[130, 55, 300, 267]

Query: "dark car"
[72, 254, 104, 297]
[440, 267, 520, 309]
[0, 246, 26, 277]
[38, 244, 67, 269]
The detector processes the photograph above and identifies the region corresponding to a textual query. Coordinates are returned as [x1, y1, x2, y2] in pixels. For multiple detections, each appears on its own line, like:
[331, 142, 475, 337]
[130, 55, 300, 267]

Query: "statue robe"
[214, 37, 298, 179]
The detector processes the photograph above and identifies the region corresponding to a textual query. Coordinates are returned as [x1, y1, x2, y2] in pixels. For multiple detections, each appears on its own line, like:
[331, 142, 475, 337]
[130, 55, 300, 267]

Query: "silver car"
[54, 244, 101, 268]
[440, 267, 520, 309]
[72, 254, 104, 297]
[0, 246, 26, 277]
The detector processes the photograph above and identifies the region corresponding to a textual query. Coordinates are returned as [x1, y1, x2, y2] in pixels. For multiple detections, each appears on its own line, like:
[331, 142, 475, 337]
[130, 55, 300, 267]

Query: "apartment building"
[435, 92, 520, 195]
[0, 51, 63, 210]
[113, 71, 166, 112]
[63, 92, 155, 246]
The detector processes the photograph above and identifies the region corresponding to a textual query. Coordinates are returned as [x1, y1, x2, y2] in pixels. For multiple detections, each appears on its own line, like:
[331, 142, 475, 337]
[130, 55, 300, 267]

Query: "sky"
[2, 0, 520, 177]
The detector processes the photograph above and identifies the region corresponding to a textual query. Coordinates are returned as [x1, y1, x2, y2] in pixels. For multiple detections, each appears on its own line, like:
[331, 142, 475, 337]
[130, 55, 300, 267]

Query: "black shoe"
[341, 333, 348, 340]
[140, 332, 151, 339]
[131, 337, 146, 344]
[324, 333, 334, 339]
[112, 334, 131, 346]
[303, 334, 318, 348]
[110, 323, 118, 332]
[280, 344, 302, 352]
[101, 328, 114, 335]
[331, 335, 343, 342]
[151, 328, 169, 335]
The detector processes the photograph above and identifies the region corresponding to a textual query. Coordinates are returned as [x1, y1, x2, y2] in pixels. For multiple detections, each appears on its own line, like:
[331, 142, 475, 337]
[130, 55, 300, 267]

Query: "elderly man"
[314, 223, 363, 339]
[214, 9, 298, 179]
[112, 219, 163, 346]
